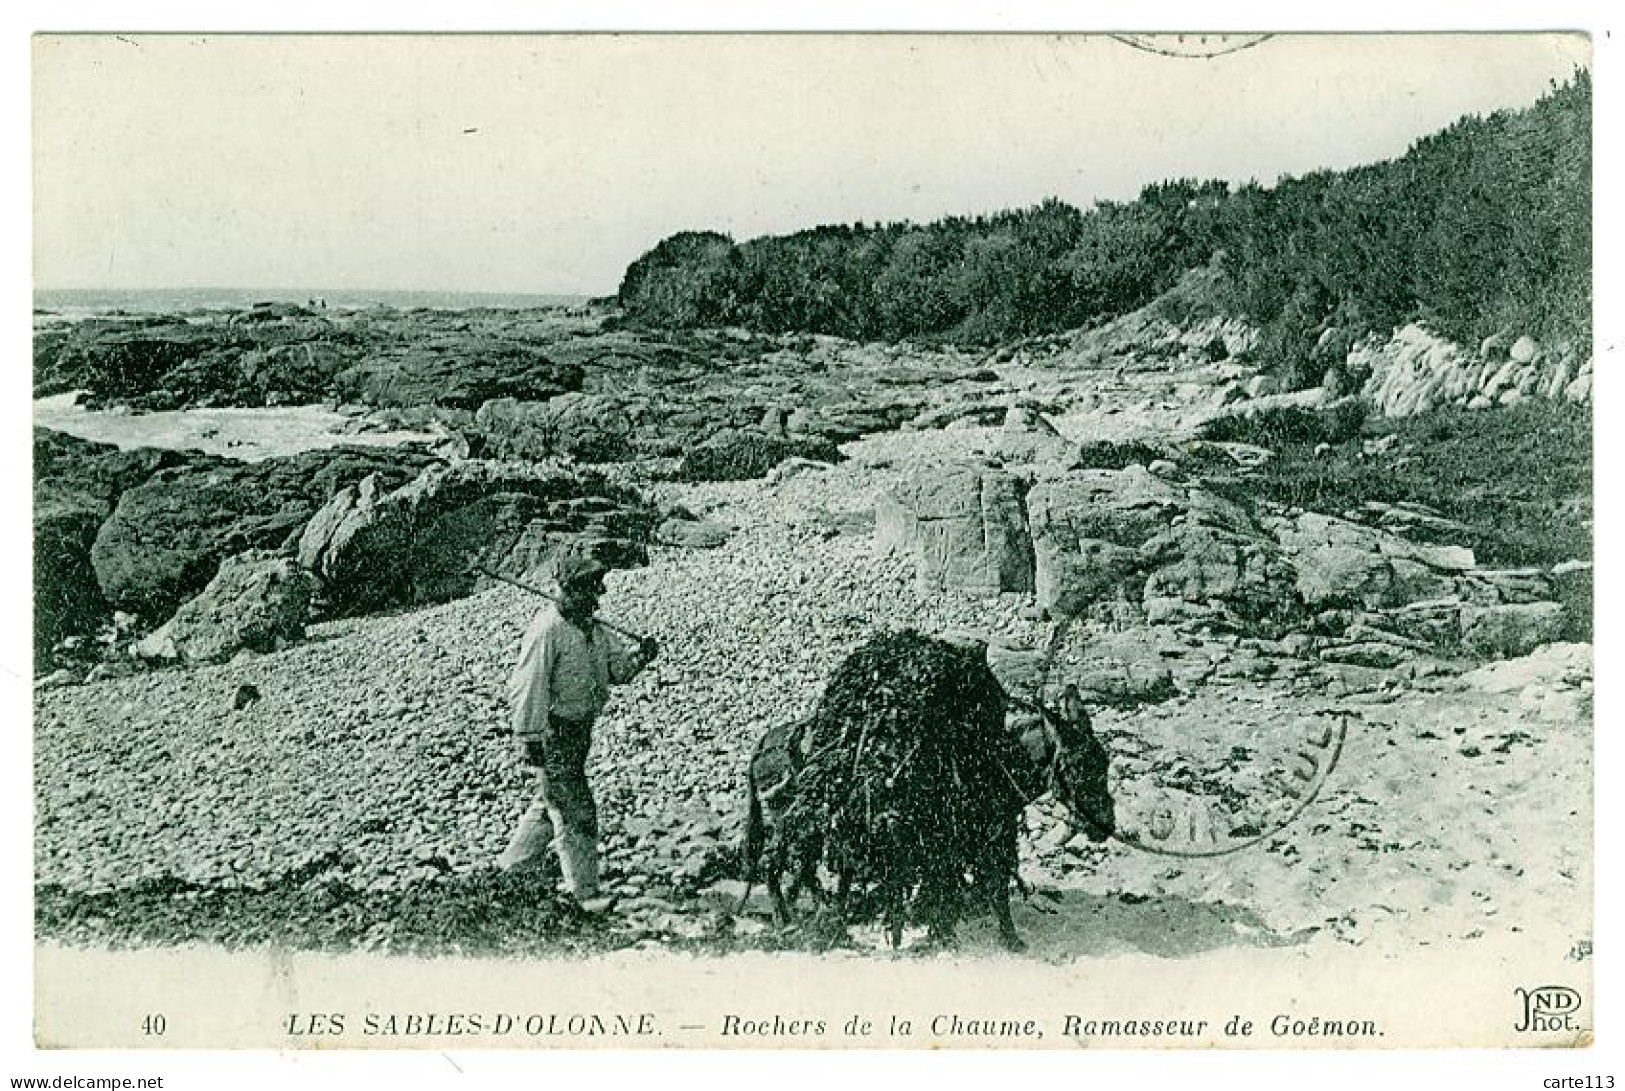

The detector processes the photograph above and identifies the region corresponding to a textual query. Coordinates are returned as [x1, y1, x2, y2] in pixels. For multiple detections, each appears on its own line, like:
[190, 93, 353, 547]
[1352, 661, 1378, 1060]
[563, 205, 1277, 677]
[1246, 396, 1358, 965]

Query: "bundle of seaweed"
[778, 630, 1027, 941]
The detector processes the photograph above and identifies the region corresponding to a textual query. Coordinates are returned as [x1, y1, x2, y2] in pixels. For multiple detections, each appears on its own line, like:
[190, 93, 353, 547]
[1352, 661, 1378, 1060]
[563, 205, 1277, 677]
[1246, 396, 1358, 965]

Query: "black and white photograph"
[18, 25, 1607, 1071]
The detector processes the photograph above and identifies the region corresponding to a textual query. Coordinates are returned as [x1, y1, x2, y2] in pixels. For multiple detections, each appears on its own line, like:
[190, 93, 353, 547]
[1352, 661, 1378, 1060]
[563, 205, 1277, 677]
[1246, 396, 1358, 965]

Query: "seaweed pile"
[778, 630, 1029, 944]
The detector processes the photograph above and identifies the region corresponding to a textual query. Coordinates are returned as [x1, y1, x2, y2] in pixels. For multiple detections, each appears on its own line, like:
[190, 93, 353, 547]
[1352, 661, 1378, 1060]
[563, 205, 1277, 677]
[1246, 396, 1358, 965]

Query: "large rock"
[135, 551, 318, 664]
[1289, 544, 1400, 610]
[33, 321, 222, 403]
[34, 487, 111, 662]
[1025, 466, 1183, 614]
[33, 426, 192, 499]
[1140, 520, 1295, 624]
[994, 406, 1074, 465]
[874, 464, 1034, 595]
[92, 447, 437, 619]
[296, 460, 656, 613]
[232, 342, 350, 406]
[474, 394, 634, 463]
[1566, 371, 1592, 403]
[32, 429, 198, 660]
[33, 319, 353, 410]
[1276, 512, 1468, 610]
[674, 428, 843, 482]
[334, 338, 583, 411]
[1459, 602, 1568, 660]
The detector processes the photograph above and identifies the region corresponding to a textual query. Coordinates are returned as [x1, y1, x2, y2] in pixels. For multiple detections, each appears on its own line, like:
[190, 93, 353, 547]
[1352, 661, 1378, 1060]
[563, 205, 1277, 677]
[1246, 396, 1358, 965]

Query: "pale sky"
[32, 33, 1591, 295]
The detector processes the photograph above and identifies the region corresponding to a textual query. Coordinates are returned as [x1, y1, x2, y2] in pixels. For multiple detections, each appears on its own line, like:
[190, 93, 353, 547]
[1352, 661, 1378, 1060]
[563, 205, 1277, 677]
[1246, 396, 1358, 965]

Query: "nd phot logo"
[1514, 986, 1582, 1033]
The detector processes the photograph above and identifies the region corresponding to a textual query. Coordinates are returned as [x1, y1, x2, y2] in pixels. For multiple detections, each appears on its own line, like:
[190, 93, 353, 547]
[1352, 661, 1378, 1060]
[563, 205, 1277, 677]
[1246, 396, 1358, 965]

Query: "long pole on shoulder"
[471, 564, 648, 644]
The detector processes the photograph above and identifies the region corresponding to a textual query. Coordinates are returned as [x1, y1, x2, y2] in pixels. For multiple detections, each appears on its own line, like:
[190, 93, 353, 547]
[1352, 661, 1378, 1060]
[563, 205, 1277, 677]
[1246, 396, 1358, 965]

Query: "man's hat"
[551, 548, 608, 588]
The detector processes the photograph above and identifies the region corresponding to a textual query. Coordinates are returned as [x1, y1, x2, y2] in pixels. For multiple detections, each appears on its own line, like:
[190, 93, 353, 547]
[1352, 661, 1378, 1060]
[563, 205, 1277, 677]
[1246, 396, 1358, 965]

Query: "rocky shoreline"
[33, 300, 1593, 957]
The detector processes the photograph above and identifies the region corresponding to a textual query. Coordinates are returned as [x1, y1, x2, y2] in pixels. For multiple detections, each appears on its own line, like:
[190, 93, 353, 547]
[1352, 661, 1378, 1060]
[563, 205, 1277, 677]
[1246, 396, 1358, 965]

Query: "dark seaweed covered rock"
[674, 428, 843, 482]
[33, 318, 354, 409]
[32, 429, 200, 662]
[32, 310, 590, 414]
[35, 487, 113, 664]
[34, 321, 220, 403]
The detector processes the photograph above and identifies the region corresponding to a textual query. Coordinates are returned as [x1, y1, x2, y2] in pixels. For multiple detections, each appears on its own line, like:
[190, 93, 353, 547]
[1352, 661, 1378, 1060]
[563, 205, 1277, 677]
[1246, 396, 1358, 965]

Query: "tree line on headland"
[617, 71, 1589, 388]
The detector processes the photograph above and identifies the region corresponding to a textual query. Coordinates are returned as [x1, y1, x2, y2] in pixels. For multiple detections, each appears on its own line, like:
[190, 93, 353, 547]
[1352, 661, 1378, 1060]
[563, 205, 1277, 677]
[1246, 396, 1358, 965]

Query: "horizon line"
[33, 285, 604, 296]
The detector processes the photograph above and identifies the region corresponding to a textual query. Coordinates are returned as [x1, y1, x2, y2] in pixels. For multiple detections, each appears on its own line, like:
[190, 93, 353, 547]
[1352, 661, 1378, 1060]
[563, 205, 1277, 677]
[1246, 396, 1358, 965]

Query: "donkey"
[736, 682, 1115, 951]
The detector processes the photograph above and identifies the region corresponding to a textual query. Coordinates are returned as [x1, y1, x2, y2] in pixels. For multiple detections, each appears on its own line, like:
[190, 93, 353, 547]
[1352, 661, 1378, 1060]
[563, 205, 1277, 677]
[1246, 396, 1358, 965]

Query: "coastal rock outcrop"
[33, 429, 198, 660]
[1352, 323, 1591, 418]
[474, 394, 634, 463]
[1026, 466, 1185, 615]
[1275, 512, 1472, 610]
[295, 460, 657, 613]
[874, 464, 1034, 595]
[91, 446, 438, 619]
[33, 319, 348, 410]
[134, 550, 319, 664]
[334, 337, 584, 410]
[1458, 602, 1569, 659]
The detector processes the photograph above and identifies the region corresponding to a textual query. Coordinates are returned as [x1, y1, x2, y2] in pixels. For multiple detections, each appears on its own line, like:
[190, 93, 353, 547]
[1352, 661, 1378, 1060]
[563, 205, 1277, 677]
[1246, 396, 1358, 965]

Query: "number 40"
[142, 1014, 166, 1036]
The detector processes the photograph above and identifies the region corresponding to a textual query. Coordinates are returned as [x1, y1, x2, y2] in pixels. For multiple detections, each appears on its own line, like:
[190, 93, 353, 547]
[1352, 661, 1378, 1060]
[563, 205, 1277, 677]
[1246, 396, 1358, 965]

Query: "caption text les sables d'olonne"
[282, 1010, 1382, 1041]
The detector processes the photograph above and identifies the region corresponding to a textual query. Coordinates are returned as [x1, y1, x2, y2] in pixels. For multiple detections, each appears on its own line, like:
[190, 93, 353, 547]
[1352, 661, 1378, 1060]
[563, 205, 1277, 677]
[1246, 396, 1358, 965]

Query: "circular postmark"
[1032, 613, 1349, 859]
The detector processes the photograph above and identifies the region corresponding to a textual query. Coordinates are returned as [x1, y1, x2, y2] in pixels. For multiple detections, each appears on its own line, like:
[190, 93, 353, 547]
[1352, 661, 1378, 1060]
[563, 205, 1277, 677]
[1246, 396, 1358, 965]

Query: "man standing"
[497, 549, 657, 910]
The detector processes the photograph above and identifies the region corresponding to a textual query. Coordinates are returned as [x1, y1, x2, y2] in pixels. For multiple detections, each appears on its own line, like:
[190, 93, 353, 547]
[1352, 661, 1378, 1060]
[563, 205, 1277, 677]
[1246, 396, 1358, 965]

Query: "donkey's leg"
[989, 823, 1026, 952]
[991, 874, 1024, 952]
[792, 853, 823, 912]
[764, 835, 793, 928]
[785, 838, 822, 906]
[833, 871, 853, 925]
[886, 883, 907, 949]
[805, 870, 851, 950]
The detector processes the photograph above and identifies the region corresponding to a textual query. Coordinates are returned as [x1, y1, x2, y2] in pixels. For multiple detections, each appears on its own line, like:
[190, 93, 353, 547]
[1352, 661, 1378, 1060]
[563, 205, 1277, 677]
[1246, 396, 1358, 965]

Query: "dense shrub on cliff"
[618, 72, 1590, 374]
[617, 231, 740, 330]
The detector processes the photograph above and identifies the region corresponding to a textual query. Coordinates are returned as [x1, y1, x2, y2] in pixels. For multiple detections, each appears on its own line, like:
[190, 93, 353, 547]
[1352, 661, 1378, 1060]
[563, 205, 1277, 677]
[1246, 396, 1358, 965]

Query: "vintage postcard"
[27, 30, 1598, 1060]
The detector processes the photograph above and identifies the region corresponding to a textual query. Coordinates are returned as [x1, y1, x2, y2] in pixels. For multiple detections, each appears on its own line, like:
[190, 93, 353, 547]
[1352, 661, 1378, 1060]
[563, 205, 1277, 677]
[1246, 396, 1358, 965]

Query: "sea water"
[34, 287, 590, 316]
